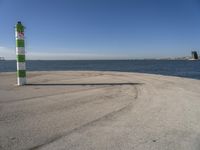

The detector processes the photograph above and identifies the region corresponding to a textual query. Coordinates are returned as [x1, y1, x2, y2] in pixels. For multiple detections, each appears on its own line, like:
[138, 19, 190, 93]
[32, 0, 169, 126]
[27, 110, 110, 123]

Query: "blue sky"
[0, 0, 200, 59]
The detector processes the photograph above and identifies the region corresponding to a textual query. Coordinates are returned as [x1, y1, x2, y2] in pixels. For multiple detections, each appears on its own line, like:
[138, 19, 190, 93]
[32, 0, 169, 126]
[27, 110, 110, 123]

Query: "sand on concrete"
[0, 71, 200, 150]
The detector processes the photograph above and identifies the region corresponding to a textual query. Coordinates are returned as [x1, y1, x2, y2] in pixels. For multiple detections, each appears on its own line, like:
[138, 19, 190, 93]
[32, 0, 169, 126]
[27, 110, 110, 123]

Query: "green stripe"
[17, 55, 25, 62]
[16, 24, 24, 32]
[17, 70, 26, 77]
[16, 39, 24, 47]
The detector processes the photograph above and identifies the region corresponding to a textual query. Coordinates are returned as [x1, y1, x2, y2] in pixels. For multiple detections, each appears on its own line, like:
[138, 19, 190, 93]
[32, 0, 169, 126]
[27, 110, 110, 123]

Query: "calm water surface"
[0, 60, 200, 80]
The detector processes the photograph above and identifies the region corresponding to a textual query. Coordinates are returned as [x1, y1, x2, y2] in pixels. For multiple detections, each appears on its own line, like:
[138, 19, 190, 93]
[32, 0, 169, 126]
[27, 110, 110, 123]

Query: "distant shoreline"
[1, 58, 199, 61]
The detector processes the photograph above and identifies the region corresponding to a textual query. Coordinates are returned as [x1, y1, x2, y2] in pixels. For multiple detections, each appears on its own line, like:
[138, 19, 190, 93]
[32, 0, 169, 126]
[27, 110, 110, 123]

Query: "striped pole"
[15, 21, 26, 85]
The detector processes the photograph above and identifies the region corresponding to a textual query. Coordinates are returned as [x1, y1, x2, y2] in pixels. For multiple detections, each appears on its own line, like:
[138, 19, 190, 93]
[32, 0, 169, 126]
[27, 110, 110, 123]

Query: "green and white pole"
[15, 21, 26, 85]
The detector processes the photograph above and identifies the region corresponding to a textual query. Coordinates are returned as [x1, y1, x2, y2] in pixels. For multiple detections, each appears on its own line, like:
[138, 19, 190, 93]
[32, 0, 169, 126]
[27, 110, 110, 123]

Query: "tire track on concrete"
[29, 104, 133, 150]
[0, 86, 109, 104]
[29, 85, 139, 150]
[1, 83, 140, 104]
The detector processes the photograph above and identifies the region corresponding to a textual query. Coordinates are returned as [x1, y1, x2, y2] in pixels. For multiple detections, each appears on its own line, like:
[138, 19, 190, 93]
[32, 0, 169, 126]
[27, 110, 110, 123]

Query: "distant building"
[0, 57, 5, 61]
[191, 51, 199, 60]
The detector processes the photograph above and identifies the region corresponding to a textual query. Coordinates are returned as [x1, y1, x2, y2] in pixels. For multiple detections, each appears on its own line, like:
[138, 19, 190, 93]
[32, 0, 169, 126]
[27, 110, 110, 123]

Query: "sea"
[0, 60, 200, 80]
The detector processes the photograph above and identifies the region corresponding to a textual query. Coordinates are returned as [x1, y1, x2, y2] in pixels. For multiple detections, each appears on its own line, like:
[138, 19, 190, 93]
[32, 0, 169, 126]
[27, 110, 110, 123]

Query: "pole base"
[17, 77, 26, 86]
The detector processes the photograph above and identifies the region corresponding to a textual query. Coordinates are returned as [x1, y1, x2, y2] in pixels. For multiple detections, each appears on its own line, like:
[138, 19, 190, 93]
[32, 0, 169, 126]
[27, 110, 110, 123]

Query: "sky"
[0, 0, 200, 60]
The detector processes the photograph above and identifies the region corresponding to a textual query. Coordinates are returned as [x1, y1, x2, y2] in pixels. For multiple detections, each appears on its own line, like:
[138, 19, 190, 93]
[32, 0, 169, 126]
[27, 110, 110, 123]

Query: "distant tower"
[191, 51, 199, 60]
[15, 21, 26, 85]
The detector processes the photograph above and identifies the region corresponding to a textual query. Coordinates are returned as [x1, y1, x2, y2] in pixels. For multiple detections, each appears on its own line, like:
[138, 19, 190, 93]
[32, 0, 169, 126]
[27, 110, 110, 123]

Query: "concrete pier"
[1, 71, 200, 150]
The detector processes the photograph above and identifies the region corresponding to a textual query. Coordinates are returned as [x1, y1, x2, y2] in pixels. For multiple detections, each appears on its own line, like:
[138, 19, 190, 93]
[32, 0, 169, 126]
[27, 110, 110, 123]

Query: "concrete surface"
[0, 71, 200, 150]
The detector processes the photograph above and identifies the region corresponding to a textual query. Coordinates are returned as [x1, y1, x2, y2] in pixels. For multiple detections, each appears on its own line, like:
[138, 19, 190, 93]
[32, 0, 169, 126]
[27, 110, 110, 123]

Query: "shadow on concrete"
[26, 83, 143, 86]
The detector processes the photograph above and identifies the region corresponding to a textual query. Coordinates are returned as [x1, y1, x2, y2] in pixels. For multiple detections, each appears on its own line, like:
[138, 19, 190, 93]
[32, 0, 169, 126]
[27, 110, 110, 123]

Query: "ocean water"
[0, 60, 200, 80]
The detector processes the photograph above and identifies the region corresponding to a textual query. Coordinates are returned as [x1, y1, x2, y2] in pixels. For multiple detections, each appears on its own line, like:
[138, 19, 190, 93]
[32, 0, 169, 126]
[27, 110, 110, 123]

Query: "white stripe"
[17, 62, 26, 70]
[15, 31, 18, 38]
[16, 47, 25, 55]
[17, 77, 26, 86]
